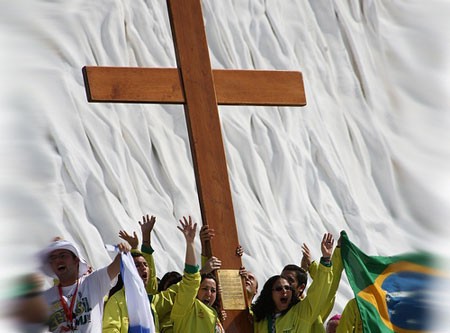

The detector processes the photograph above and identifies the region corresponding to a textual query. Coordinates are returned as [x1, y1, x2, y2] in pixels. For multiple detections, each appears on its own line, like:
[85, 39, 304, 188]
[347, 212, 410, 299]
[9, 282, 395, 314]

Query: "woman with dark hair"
[252, 233, 335, 333]
[170, 216, 224, 333]
[252, 275, 299, 322]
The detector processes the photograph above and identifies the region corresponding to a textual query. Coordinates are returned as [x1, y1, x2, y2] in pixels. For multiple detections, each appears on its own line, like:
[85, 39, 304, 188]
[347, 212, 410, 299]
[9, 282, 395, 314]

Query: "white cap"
[38, 239, 89, 278]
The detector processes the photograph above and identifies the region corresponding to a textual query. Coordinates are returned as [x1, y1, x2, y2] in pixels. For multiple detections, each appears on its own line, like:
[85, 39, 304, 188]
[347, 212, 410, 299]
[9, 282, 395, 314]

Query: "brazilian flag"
[340, 231, 441, 333]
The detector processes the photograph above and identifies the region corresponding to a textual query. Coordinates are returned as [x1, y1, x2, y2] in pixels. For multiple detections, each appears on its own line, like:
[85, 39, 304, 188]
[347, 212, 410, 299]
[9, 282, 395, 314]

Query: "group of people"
[14, 214, 362, 333]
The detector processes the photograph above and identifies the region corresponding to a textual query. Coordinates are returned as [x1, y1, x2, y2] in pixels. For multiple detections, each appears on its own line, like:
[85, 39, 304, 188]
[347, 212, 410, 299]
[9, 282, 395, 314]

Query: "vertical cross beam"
[166, 1, 251, 329]
[83, 0, 306, 331]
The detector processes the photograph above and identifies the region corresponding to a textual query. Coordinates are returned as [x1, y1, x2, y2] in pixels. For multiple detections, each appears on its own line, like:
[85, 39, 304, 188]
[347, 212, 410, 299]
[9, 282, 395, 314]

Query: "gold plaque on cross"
[217, 269, 247, 310]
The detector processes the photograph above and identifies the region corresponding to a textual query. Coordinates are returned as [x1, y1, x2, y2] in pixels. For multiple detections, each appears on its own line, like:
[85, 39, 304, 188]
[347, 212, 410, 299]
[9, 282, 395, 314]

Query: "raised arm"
[178, 216, 197, 266]
[321, 233, 334, 263]
[291, 233, 334, 325]
[140, 214, 156, 248]
[119, 230, 139, 249]
[118, 214, 158, 293]
[139, 215, 159, 294]
[117, 214, 157, 250]
[171, 216, 201, 323]
[319, 233, 344, 321]
[301, 243, 313, 272]
[309, 232, 334, 277]
[107, 242, 132, 280]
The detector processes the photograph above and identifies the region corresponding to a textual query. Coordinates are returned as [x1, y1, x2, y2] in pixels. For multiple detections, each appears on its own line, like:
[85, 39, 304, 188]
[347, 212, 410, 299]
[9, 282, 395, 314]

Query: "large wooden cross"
[82, 0, 305, 331]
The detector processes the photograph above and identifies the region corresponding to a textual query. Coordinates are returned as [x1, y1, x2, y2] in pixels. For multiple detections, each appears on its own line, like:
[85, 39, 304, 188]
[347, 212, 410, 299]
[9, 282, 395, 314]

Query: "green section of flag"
[358, 298, 393, 333]
[340, 231, 433, 291]
[340, 231, 435, 333]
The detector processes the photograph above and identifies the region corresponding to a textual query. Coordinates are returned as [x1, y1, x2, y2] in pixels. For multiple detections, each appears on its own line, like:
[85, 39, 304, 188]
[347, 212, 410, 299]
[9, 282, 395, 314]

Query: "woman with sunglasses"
[252, 233, 334, 333]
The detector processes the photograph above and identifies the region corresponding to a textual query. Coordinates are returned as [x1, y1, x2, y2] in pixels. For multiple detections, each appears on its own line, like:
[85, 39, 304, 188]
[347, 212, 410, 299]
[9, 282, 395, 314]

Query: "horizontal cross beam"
[83, 66, 306, 106]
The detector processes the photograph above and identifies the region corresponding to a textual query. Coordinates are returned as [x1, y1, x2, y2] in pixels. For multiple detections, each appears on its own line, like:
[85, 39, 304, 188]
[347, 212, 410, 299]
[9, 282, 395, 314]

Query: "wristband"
[320, 256, 332, 267]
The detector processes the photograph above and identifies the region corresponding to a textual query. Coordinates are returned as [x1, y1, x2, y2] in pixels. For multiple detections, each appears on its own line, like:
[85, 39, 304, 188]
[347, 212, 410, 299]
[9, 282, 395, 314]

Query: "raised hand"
[108, 242, 132, 280]
[116, 242, 132, 253]
[177, 216, 197, 244]
[139, 214, 156, 239]
[119, 230, 139, 249]
[300, 243, 312, 270]
[321, 233, 334, 258]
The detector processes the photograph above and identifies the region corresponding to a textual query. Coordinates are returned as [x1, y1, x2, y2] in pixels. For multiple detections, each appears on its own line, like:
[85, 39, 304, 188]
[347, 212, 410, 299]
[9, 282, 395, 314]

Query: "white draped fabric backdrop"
[1, 0, 450, 330]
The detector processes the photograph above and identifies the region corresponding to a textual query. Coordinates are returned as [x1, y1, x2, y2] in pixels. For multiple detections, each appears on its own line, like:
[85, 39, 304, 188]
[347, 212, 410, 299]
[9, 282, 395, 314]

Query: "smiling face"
[197, 277, 217, 306]
[133, 255, 149, 286]
[48, 249, 79, 285]
[271, 277, 293, 313]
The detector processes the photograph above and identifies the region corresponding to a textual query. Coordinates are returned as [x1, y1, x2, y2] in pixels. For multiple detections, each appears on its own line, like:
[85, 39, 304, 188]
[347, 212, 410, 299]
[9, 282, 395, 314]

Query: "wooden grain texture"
[167, 0, 254, 329]
[83, 67, 306, 106]
[83, 0, 306, 330]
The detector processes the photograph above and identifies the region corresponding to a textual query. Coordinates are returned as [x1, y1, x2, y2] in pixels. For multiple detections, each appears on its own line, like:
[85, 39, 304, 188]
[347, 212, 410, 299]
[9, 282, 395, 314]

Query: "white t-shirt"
[44, 267, 114, 332]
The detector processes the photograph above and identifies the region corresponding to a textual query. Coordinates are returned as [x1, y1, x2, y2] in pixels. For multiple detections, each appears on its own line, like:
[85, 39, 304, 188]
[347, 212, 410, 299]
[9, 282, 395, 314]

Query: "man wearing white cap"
[39, 237, 131, 332]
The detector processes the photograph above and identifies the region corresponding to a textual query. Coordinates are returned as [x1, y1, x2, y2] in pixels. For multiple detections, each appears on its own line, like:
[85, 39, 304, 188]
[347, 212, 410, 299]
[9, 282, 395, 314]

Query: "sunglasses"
[272, 285, 292, 292]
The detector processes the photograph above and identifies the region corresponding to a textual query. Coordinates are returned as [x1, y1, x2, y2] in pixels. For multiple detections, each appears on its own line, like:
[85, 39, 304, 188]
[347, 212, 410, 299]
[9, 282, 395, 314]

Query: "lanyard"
[268, 314, 278, 333]
[58, 280, 79, 331]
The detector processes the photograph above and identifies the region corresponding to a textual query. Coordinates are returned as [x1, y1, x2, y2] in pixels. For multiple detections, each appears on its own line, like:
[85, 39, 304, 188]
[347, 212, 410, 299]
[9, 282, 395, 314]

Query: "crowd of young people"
[15, 214, 362, 332]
